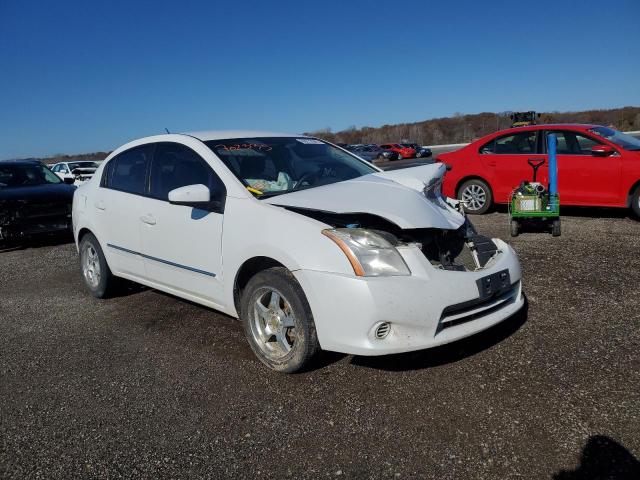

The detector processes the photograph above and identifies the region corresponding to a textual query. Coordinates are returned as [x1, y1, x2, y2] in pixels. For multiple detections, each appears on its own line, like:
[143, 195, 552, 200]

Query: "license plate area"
[476, 269, 511, 300]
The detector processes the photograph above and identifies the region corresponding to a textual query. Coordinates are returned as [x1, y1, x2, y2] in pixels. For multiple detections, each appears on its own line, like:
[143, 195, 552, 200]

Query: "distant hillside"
[307, 106, 640, 146]
[14, 106, 640, 162]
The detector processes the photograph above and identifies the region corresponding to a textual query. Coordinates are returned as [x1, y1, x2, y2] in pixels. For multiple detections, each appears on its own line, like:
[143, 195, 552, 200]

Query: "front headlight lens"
[322, 228, 411, 277]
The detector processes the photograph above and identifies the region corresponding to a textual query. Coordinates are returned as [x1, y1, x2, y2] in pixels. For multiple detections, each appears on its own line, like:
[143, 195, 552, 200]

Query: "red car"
[438, 124, 640, 216]
[379, 144, 416, 160]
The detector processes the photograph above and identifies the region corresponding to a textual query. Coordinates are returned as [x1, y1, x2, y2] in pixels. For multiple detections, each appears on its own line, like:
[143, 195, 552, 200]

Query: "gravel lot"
[1, 210, 639, 479]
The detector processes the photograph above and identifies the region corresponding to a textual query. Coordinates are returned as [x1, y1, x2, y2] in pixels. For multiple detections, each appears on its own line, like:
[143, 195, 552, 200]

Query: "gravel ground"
[1, 210, 639, 479]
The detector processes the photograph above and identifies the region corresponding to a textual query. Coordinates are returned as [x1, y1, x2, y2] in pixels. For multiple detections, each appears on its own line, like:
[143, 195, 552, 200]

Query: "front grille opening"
[437, 282, 519, 333]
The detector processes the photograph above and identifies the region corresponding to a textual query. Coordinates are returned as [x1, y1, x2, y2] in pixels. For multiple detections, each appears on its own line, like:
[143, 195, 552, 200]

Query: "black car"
[346, 144, 400, 162]
[0, 160, 76, 243]
[401, 143, 432, 158]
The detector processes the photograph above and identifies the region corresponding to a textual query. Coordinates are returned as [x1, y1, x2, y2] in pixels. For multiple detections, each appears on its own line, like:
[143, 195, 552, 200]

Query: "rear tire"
[631, 185, 640, 218]
[397, 154, 403, 160]
[240, 267, 320, 373]
[510, 220, 519, 237]
[79, 233, 120, 298]
[458, 179, 493, 215]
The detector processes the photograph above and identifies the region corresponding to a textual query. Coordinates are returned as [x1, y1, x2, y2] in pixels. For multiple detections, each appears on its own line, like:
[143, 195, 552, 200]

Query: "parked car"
[401, 143, 432, 158]
[73, 131, 524, 372]
[51, 161, 101, 185]
[438, 124, 640, 215]
[379, 144, 416, 160]
[346, 144, 399, 161]
[0, 160, 75, 243]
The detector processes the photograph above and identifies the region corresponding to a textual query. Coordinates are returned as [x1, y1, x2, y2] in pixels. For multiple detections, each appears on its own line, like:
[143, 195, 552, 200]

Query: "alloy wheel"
[250, 288, 297, 360]
[82, 244, 101, 289]
[461, 184, 487, 211]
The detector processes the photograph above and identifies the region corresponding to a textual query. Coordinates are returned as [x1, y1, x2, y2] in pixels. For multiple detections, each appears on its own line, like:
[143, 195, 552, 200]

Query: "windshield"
[206, 137, 377, 197]
[68, 161, 99, 170]
[0, 164, 63, 188]
[589, 126, 640, 151]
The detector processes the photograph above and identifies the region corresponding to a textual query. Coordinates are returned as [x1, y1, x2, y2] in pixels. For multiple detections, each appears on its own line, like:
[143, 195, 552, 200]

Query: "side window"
[490, 131, 538, 154]
[107, 145, 153, 195]
[480, 140, 495, 154]
[52, 165, 59, 172]
[575, 133, 602, 154]
[546, 131, 601, 155]
[150, 143, 226, 207]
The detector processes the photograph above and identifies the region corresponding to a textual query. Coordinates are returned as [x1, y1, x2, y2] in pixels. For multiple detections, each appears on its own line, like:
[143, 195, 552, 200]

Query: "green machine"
[509, 133, 561, 237]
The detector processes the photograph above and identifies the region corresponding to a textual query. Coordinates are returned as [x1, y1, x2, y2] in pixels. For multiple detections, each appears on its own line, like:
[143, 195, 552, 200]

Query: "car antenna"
[164, 128, 170, 134]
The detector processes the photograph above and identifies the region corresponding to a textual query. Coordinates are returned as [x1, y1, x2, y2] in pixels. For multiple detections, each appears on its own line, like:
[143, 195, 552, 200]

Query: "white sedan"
[51, 161, 100, 185]
[72, 131, 524, 372]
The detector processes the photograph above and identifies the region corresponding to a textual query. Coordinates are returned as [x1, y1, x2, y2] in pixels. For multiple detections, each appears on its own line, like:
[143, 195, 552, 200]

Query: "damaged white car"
[72, 131, 524, 372]
[51, 161, 100, 185]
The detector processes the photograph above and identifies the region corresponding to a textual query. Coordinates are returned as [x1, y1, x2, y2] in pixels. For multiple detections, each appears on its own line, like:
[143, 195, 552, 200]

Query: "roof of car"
[0, 159, 44, 166]
[503, 123, 600, 133]
[184, 130, 306, 141]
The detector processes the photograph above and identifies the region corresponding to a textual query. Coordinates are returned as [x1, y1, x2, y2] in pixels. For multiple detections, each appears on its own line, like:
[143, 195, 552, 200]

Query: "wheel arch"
[456, 175, 494, 199]
[232, 256, 288, 317]
[77, 227, 93, 243]
[626, 179, 640, 207]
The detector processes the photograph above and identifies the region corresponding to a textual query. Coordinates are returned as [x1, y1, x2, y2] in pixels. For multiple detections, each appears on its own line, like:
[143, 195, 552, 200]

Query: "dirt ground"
[1, 209, 639, 479]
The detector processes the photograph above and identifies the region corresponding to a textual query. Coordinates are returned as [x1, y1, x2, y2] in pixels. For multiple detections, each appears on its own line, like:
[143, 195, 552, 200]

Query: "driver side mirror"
[591, 145, 615, 157]
[168, 184, 211, 207]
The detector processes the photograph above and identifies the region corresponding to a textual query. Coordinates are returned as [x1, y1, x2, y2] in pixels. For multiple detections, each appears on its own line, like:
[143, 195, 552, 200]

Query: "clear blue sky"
[1, 0, 639, 159]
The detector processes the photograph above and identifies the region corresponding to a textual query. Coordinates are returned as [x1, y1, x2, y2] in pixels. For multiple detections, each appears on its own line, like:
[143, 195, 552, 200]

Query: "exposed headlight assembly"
[322, 228, 410, 277]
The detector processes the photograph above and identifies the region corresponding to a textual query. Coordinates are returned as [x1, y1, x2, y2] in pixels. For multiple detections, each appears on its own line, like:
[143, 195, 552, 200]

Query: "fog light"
[374, 322, 391, 340]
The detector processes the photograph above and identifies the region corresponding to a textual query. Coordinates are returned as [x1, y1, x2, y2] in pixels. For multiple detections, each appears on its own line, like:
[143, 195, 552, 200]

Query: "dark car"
[0, 160, 76, 243]
[346, 144, 400, 162]
[401, 143, 432, 158]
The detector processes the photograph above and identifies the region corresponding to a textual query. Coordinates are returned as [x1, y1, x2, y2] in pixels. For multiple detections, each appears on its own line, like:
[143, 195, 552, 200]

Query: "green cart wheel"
[510, 219, 519, 237]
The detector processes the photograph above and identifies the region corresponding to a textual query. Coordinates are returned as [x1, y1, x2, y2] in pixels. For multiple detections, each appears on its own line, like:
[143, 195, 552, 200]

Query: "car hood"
[264, 163, 465, 230]
[0, 183, 76, 202]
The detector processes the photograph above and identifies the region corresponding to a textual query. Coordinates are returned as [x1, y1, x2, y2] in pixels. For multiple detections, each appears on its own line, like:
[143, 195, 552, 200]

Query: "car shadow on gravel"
[554, 435, 640, 480]
[350, 298, 529, 372]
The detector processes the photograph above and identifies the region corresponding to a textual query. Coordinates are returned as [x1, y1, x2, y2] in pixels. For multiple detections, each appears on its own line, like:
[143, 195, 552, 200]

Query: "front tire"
[458, 179, 493, 215]
[79, 233, 120, 298]
[552, 219, 561, 237]
[240, 267, 320, 373]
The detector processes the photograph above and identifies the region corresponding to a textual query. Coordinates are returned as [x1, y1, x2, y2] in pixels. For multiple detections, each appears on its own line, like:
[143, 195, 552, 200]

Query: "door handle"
[94, 200, 106, 210]
[140, 214, 156, 225]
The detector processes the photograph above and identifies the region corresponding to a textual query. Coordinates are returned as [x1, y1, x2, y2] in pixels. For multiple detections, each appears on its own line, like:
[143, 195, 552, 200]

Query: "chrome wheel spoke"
[268, 291, 281, 310]
[275, 331, 292, 353]
[281, 314, 295, 328]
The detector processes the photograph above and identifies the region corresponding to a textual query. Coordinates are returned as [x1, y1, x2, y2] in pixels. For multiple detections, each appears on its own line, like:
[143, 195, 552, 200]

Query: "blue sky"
[1, 0, 639, 159]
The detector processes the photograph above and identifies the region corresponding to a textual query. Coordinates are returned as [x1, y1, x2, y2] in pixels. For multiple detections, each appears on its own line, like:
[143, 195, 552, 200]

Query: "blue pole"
[548, 133, 558, 196]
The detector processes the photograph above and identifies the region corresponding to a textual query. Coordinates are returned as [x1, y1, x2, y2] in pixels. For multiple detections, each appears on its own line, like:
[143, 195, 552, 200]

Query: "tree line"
[306, 106, 640, 146]
[25, 106, 640, 163]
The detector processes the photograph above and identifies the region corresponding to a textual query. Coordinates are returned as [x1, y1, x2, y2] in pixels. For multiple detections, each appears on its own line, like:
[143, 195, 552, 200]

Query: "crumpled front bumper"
[294, 239, 524, 356]
[0, 202, 72, 241]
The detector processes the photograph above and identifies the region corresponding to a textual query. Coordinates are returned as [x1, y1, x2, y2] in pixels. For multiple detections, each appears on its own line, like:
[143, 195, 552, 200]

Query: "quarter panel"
[221, 197, 355, 316]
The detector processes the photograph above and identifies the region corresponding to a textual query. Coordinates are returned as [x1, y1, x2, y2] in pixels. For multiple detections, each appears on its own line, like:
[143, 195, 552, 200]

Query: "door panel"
[544, 131, 621, 205]
[138, 197, 224, 303]
[479, 130, 540, 202]
[94, 145, 153, 278]
[98, 189, 145, 277]
[139, 142, 227, 305]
